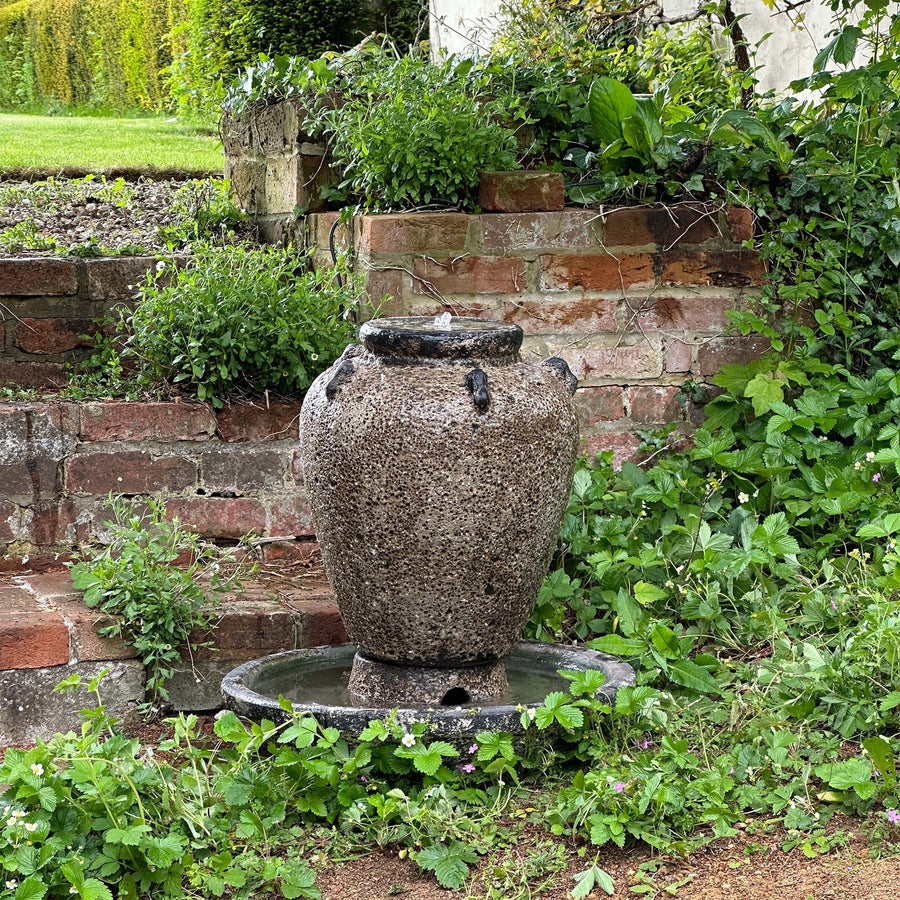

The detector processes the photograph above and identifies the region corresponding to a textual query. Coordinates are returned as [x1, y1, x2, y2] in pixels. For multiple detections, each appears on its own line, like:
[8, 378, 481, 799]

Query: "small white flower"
[14, 810, 24, 819]
[30, 763, 43, 776]
[401, 732, 415, 748]
[155, 260, 166, 271]
[738, 492, 750, 504]
[25, 822, 37, 832]
[665, 580, 674, 588]
[6, 816, 16, 827]
[866, 451, 876, 462]
[70, 887, 79, 895]
[854, 461, 863, 470]
[5, 880, 18, 890]
[527, 708, 536, 721]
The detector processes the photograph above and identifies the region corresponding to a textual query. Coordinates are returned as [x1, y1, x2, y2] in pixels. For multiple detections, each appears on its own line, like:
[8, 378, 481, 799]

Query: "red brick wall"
[310, 204, 766, 459]
[0, 400, 310, 570]
[0, 256, 173, 388]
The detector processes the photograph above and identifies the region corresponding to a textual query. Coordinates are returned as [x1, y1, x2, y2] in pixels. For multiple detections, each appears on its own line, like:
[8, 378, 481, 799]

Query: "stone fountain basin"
[221, 641, 635, 739]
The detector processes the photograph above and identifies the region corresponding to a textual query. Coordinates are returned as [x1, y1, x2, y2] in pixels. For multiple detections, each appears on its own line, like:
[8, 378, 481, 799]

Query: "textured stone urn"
[298, 316, 580, 705]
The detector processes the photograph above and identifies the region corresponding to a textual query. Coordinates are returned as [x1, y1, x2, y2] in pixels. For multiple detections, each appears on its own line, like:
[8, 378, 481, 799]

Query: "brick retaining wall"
[0, 400, 312, 569]
[0, 256, 168, 388]
[309, 203, 767, 459]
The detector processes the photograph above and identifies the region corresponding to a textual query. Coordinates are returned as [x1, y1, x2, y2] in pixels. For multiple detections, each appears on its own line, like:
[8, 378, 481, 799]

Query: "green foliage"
[312, 49, 521, 210]
[68, 497, 244, 704]
[120, 246, 361, 407]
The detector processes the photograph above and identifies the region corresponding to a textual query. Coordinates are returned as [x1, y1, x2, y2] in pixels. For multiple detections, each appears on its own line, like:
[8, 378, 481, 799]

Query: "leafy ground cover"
[0, 115, 222, 176]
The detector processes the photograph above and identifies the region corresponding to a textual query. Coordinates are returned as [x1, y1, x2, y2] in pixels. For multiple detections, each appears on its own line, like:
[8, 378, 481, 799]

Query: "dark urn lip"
[359, 316, 523, 361]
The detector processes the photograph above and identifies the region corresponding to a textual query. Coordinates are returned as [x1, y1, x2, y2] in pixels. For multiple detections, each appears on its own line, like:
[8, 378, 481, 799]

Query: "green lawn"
[0, 114, 223, 176]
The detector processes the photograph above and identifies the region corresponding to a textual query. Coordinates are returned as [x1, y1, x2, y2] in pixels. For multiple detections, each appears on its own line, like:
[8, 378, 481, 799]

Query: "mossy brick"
[215, 400, 304, 442]
[358, 213, 470, 253]
[573, 387, 625, 427]
[200, 447, 290, 492]
[22, 499, 88, 546]
[540, 253, 656, 292]
[66, 450, 197, 495]
[15, 318, 97, 354]
[0, 586, 69, 669]
[479, 171, 565, 212]
[229, 157, 267, 214]
[0, 258, 77, 296]
[80, 402, 216, 441]
[603, 205, 721, 247]
[165, 496, 267, 539]
[187, 601, 298, 661]
[623, 296, 734, 332]
[0, 405, 71, 502]
[662, 250, 766, 287]
[281, 581, 347, 647]
[502, 296, 617, 334]
[262, 539, 321, 565]
[0, 360, 66, 388]
[627, 385, 685, 424]
[479, 210, 602, 252]
[413, 256, 528, 295]
[267, 496, 315, 537]
[83, 257, 160, 300]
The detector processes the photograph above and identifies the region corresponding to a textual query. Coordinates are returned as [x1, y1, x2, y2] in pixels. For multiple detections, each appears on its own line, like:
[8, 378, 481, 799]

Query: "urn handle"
[542, 357, 578, 395]
[325, 359, 355, 400]
[466, 368, 490, 411]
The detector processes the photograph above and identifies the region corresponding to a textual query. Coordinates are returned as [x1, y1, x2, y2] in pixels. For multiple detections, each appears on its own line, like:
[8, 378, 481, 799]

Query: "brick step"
[0, 569, 343, 744]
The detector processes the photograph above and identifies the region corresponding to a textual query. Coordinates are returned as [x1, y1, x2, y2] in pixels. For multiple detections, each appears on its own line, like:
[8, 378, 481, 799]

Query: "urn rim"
[359, 316, 523, 361]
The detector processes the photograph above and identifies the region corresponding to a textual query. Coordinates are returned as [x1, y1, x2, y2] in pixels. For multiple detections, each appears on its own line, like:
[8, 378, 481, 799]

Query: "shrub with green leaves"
[312, 51, 521, 210]
[124, 247, 361, 407]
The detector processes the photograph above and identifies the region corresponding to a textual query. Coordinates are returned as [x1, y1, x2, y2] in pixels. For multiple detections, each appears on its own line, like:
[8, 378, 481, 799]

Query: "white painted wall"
[428, 0, 860, 94]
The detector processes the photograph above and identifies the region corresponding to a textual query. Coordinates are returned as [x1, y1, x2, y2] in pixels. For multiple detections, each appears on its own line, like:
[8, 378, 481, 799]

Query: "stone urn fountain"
[222, 316, 633, 735]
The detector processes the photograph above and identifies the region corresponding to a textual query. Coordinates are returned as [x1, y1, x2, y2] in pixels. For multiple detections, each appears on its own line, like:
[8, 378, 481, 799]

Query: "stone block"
[49, 596, 136, 662]
[15, 318, 97, 354]
[727, 207, 754, 243]
[189, 600, 298, 661]
[215, 401, 303, 442]
[479, 210, 602, 252]
[0, 661, 144, 744]
[359, 213, 470, 253]
[479, 171, 565, 212]
[229, 157, 267, 215]
[200, 447, 289, 492]
[0, 258, 77, 296]
[80, 402, 216, 441]
[0, 500, 18, 542]
[502, 296, 617, 334]
[22, 499, 88, 546]
[361, 266, 407, 312]
[0, 360, 66, 388]
[413, 256, 528, 295]
[66, 450, 197, 495]
[540, 253, 656, 292]
[167, 657, 248, 712]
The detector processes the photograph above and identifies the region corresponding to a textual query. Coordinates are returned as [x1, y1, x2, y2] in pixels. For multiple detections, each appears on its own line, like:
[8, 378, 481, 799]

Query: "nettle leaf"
[667, 659, 722, 696]
[833, 25, 863, 65]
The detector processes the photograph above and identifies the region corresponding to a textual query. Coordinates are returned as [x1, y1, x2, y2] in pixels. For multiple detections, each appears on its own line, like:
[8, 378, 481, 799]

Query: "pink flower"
[457, 763, 475, 773]
[831, 599, 838, 611]
[613, 782, 626, 794]
[468, 744, 478, 754]
[888, 809, 900, 825]
[873, 473, 882, 483]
